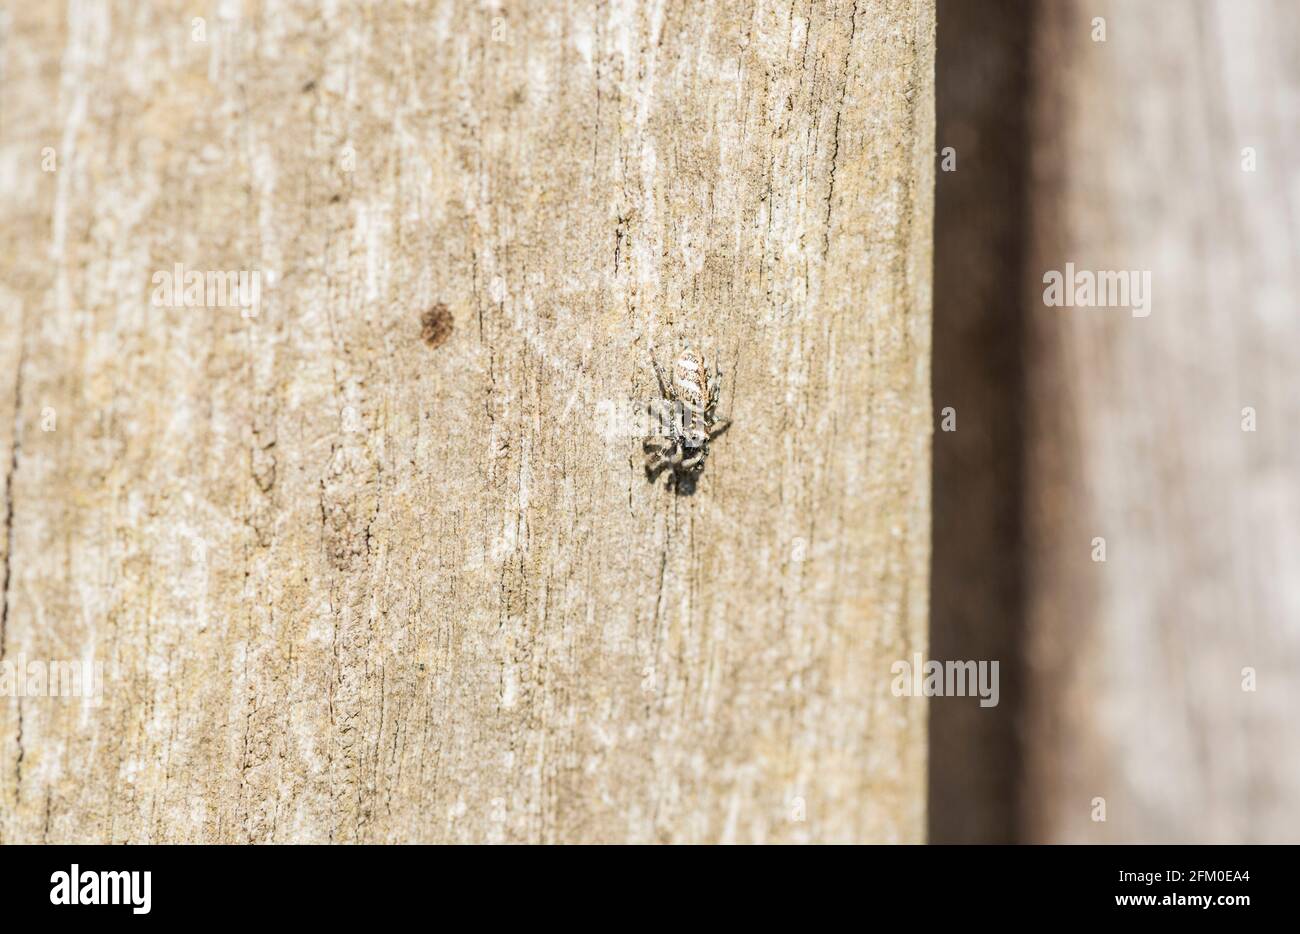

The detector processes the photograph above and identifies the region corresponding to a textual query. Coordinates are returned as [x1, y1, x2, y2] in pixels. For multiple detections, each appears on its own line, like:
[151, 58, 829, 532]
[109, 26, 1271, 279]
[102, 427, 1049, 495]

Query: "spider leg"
[650, 400, 671, 440]
[646, 436, 681, 462]
[646, 438, 683, 479]
[708, 418, 732, 440]
[651, 357, 670, 399]
[645, 457, 672, 482]
[681, 429, 712, 450]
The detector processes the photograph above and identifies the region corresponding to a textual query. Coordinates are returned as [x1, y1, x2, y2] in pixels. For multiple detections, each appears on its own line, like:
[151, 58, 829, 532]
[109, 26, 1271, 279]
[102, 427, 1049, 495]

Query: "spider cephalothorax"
[643, 344, 730, 490]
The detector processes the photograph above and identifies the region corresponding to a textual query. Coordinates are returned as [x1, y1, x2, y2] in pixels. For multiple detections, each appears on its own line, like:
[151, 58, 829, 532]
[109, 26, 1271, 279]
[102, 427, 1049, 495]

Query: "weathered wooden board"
[0, 0, 934, 843]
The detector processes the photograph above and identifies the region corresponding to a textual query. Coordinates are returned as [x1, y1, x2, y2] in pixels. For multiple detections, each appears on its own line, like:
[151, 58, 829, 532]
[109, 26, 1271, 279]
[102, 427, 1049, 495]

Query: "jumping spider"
[643, 345, 730, 491]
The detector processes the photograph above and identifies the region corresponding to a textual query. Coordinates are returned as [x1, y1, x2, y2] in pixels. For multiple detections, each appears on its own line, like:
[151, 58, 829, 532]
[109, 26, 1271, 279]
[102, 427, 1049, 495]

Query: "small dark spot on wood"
[302, 79, 317, 93]
[420, 304, 453, 349]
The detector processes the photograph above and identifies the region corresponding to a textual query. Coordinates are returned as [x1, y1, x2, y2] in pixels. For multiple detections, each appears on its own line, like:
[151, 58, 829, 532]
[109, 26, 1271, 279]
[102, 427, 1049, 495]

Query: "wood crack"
[822, 0, 860, 261]
[1, 340, 25, 661]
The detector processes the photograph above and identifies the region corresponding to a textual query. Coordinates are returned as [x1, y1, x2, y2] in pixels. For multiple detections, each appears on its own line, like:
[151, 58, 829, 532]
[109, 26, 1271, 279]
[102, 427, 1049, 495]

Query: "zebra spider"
[643, 344, 730, 491]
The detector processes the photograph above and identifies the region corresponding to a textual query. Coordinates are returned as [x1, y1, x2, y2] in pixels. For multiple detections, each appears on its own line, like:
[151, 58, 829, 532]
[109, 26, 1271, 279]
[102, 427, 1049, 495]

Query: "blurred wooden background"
[933, 0, 1300, 843]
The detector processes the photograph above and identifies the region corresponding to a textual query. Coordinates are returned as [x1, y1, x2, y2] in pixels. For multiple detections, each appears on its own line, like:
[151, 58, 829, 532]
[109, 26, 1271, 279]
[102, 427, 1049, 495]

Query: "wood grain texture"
[0, 0, 933, 843]
[1023, 0, 1300, 842]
